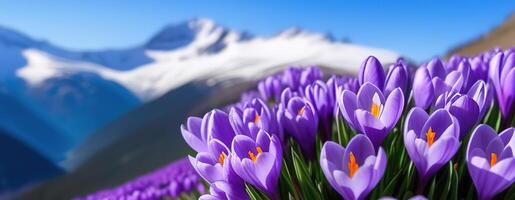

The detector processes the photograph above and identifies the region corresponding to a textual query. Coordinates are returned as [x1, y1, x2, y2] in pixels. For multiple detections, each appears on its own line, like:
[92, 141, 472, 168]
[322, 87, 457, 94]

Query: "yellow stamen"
[426, 127, 436, 147]
[248, 147, 263, 163]
[371, 103, 380, 118]
[256, 147, 263, 154]
[298, 106, 306, 116]
[348, 152, 359, 178]
[490, 153, 497, 167]
[218, 152, 226, 166]
[254, 114, 261, 124]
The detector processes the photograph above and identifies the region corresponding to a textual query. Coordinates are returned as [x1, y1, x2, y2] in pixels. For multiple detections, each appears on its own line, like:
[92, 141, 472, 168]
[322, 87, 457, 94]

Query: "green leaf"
[291, 147, 321, 199]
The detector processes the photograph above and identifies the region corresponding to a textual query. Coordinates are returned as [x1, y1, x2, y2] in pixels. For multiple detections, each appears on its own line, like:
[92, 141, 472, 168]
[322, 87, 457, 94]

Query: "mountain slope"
[0, 87, 71, 163]
[448, 14, 515, 56]
[0, 128, 64, 195]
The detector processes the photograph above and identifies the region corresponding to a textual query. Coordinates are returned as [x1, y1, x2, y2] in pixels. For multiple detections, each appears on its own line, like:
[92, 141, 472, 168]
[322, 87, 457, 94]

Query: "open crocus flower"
[466, 125, 515, 200]
[278, 96, 318, 158]
[229, 98, 282, 141]
[404, 108, 460, 186]
[199, 181, 250, 200]
[320, 134, 387, 200]
[230, 130, 282, 199]
[189, 139, 232, 183]
[488, 50, 515, 121]
[338, 82, 404, 147]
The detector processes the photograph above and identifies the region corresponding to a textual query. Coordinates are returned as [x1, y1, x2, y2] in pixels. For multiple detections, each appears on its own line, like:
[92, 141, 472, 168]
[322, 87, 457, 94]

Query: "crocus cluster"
[75, 158, 204, 200]
[82, 47, 514, 200]
[182, 48, 513, 200]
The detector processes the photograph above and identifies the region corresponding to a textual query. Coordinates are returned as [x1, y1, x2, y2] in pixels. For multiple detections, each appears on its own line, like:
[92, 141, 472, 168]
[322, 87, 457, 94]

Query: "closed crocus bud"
[338, 83, 404, 147]
[434, 90, 480, 139]
[258, 75, 283, 102]
[300, 66, 323, 87]
[467, 80, 493, 119]
[359, 56, 386, 90]
[404, 108, 460, 189]
[181, 116, 208, 153]
[467, 125, 515, 200]
[203, 109, 236, 148]
[320, 135, 387, 200]
[489, 51, 515, 121]
[384, 61, 408, 97]
[279, 96, 318, 158]
[230, 130, 282, 199]
[413, 67, 435, 109]
[282, 67, 303, 91]
[305, 80, 334, 140]
[457, 60, 472, 92]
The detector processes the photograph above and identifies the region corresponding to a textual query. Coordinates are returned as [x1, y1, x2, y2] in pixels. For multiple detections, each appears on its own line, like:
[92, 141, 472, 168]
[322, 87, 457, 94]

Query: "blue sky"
[0, 1, 513, 62]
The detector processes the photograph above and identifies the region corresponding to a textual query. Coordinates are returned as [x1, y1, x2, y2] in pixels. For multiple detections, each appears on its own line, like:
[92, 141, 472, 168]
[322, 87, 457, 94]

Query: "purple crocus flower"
[320, 134, 387, 200]
[199, 181, 249, 200]
[488, 50, 515, 121]
[203, 109, 237, 148]
[413, 58, 466, 109]
[466, 125, 515, 200]
[189, 139, 231, 183]
[300, 66, 323, 87]
[433, 91, 479, 139]
[404, 108, 460, 187]
[230, 130, 282, 199]
[384, 60, 409, 97]
[278, 96, 318, 158]
[305, 80, 335, 140]
[229, 98, 282, 141]
[338, 82, 404, 147]
[182, 109, 236, 152]
[181, 116, 207, 152]
[359, 56, 386, 91]
[282, 67, 303, 91]
[258, 75, 284, 102]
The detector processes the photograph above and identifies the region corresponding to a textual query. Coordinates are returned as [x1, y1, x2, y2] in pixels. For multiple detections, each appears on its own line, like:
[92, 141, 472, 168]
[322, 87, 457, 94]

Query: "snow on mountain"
[15, 18, 399, 101]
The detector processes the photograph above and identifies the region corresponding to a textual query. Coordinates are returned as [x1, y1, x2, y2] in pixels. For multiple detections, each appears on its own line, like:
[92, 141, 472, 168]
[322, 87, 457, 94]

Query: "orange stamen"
[298, 106, 306, 116]
[426, 127, 436, 147]
[248, 147, 263, 163]
[218, 152, 226, 165]
[254, 114, 261, 124]
[348, 152, 359, 178]
[371, 103, 380, 118]
[490, 153, 497, 167]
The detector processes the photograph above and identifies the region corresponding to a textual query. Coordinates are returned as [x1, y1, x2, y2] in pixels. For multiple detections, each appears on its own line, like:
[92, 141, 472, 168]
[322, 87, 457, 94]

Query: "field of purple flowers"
[81, 47, 514, 200]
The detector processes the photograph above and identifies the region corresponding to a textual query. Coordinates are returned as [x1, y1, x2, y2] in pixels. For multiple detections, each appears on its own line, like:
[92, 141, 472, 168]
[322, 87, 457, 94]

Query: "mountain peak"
[145, 18, 251, 53]
[275, 27, 334, 41]
[0, 26, 43, 48]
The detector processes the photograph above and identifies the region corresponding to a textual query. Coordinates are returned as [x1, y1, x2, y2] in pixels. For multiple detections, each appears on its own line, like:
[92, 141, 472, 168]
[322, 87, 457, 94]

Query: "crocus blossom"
[320, 134, 387, 200]
[338, 82, 404, 147]
[488, 50, 515, 120]
[404, 108, 460, 185]
[230, 130, 282, 199]
[467, 124, 515, 200]
[278, 96, 318, 158]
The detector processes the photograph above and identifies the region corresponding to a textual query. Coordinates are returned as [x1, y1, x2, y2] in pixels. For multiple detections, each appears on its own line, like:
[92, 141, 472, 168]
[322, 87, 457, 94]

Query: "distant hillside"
[0, 128, 63, 196]
[448, 14, 515, 56]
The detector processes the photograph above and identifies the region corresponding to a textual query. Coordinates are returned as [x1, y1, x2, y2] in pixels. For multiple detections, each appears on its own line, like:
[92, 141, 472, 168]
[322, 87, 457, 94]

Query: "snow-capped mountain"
[15, 18, 399, 100]
[0, 18, 399, 168]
